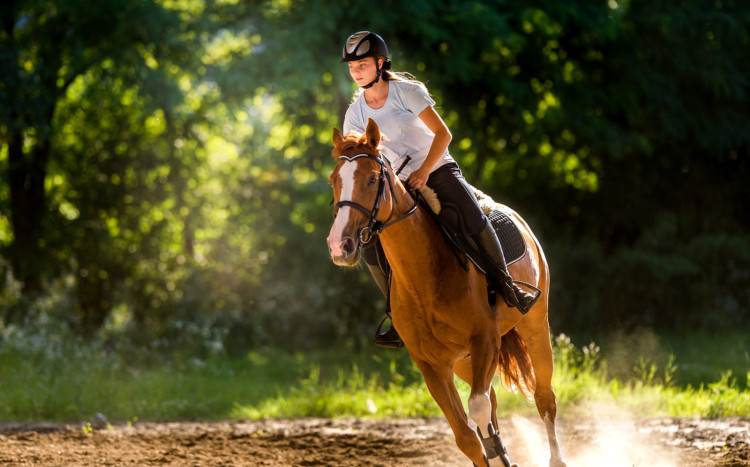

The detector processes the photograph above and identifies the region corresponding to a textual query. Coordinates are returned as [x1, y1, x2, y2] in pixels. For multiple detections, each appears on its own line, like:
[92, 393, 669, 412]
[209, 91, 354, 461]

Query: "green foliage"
[549, 227, 750, 337]
[1, 0, 749, 350]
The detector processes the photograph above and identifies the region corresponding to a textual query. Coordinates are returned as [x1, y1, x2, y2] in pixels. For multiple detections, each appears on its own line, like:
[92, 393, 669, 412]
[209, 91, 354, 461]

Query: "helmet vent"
[355, 40, 370, 56]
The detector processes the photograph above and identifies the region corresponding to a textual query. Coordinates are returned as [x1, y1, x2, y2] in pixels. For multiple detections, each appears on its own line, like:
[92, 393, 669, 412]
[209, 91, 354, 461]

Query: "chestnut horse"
[327, 119, 566, 467]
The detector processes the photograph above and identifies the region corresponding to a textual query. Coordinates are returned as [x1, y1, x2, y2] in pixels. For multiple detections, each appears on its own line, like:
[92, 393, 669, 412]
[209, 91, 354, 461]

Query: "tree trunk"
[3, 2, 58, 294]
[7, 134, 49, 293]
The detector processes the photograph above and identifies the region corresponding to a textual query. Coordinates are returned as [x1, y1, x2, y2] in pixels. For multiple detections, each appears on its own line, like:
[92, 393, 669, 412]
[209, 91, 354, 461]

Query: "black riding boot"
[366, 263, 405, 348]
[473, 220, 541, 314]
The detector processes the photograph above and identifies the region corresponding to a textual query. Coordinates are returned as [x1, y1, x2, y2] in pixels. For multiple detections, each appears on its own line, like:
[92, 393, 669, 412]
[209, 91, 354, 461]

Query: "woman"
[340, 31, 538, 348]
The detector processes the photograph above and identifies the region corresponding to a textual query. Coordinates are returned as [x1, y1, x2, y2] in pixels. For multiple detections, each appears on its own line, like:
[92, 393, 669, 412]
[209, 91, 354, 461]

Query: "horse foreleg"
[467, 334, 516, 467]
[415, 359, 486, 467]
[519, 324, 567, 467]
[489, 383, 499, 431]
[454, 357, 500, 431]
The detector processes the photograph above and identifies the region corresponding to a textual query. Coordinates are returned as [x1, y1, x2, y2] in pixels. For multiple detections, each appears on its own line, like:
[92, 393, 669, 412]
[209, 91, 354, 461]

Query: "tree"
[0, 0, 208, 331]
[1, 0, 188, 288]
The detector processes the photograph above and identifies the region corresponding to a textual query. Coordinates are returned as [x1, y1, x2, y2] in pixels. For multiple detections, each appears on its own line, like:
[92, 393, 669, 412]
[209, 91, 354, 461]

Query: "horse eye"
[368, 175, 378, 186]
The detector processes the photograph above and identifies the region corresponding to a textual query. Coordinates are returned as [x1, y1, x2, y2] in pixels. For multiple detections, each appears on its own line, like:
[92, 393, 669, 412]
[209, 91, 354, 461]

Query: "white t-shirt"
[343, 80, 455, 179]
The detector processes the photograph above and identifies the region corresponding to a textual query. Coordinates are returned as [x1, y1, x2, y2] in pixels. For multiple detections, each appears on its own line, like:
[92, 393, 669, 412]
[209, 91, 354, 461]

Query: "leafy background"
[1, 0, 748, 358]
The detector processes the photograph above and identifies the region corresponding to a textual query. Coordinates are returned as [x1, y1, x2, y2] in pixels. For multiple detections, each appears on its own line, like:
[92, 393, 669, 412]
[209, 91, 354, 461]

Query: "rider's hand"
[406, 167, 429, 191]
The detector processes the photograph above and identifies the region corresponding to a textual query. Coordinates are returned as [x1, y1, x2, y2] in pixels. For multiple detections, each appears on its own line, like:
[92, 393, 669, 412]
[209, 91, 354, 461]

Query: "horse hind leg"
[520, 326, 567, 467]
[536, 388, 566, 467]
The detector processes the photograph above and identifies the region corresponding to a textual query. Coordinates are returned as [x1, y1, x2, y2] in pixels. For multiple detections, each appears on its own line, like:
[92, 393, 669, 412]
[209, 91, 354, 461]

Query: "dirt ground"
[0, 416, 748, 466]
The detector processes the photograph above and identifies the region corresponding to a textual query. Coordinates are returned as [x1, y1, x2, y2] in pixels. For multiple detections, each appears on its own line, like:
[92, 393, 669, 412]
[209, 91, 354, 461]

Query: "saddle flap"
[487, 209, 526, 266]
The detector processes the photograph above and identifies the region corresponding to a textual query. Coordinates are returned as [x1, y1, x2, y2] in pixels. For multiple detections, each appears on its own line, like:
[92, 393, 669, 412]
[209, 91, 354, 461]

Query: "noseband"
[334, 153, 418, 247]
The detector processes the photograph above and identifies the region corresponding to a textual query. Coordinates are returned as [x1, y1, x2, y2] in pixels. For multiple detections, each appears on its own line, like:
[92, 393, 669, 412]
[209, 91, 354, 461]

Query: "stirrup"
[374, 316, 404, 349]
[510, 280, 542, 314]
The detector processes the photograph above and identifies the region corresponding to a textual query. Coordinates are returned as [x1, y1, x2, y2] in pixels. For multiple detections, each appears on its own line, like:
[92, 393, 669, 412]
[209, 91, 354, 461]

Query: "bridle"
[333, 152, 418, 247]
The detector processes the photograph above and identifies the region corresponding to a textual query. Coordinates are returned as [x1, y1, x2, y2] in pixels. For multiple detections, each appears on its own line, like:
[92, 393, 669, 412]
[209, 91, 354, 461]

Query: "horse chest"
[392, 293, 488, 356]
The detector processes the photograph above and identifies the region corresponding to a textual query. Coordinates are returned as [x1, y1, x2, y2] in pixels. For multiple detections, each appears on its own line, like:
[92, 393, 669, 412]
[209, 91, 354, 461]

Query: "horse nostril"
[341, 237, 356, 257]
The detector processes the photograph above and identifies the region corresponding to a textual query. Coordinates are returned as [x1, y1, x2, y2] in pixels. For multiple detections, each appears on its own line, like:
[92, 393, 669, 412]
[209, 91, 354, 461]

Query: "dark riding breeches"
[424, 163, 487, 236]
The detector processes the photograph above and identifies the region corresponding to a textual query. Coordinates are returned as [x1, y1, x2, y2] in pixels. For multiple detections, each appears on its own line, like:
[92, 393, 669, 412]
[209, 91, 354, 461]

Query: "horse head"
[327, 119, 398, 267]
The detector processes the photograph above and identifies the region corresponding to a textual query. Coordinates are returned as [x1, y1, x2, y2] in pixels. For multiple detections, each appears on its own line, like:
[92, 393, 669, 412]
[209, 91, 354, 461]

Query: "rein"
[334, 153, 418, 247]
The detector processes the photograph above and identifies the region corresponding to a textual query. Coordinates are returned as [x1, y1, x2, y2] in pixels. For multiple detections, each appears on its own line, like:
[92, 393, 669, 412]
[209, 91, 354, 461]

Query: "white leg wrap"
[469, 393, 511, 467]
[468, 393, 492, 437]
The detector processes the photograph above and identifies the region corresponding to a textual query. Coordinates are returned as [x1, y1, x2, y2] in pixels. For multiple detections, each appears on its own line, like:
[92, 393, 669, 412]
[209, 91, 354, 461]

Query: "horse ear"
[331, 127, 344, 159]
[332, 127, 345, 146]
[365, 118, 381, 149]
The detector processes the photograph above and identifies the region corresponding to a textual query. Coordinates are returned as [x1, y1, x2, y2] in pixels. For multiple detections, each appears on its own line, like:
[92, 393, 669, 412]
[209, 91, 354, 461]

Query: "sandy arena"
[1, 417, 748, 466]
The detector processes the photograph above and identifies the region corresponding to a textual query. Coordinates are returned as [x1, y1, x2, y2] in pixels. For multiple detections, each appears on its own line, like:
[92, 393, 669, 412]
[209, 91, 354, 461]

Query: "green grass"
[662, 331, 750, 388]
[544, 333, 750, 418]
[0, 328, 748, 423]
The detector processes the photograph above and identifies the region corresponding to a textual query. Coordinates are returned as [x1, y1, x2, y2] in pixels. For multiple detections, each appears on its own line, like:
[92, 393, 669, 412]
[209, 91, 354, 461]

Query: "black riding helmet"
[341, 31, 392, 89]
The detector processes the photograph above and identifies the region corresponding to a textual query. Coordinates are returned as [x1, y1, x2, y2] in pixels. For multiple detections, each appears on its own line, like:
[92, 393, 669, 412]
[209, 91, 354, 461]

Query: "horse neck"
[378, 174, 447, 283]
[383, 169, 416, 221]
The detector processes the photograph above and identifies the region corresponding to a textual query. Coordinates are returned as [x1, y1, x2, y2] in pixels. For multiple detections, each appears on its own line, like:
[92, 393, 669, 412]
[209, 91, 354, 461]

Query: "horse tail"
[498, 327, 536, 400]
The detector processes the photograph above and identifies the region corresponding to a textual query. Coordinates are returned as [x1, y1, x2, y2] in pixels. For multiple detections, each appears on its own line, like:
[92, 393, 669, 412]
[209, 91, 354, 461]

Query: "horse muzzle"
[327, 233, 361, 267]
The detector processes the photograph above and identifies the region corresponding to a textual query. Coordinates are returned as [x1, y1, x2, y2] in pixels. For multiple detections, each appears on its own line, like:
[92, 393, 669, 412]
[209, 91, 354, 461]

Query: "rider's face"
[348, 57, 381, 86]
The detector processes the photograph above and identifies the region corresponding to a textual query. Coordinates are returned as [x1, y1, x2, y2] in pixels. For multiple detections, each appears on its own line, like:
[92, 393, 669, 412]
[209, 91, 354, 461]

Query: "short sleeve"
[343, 102, 364, 135]
[400, 82, 436, 116]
